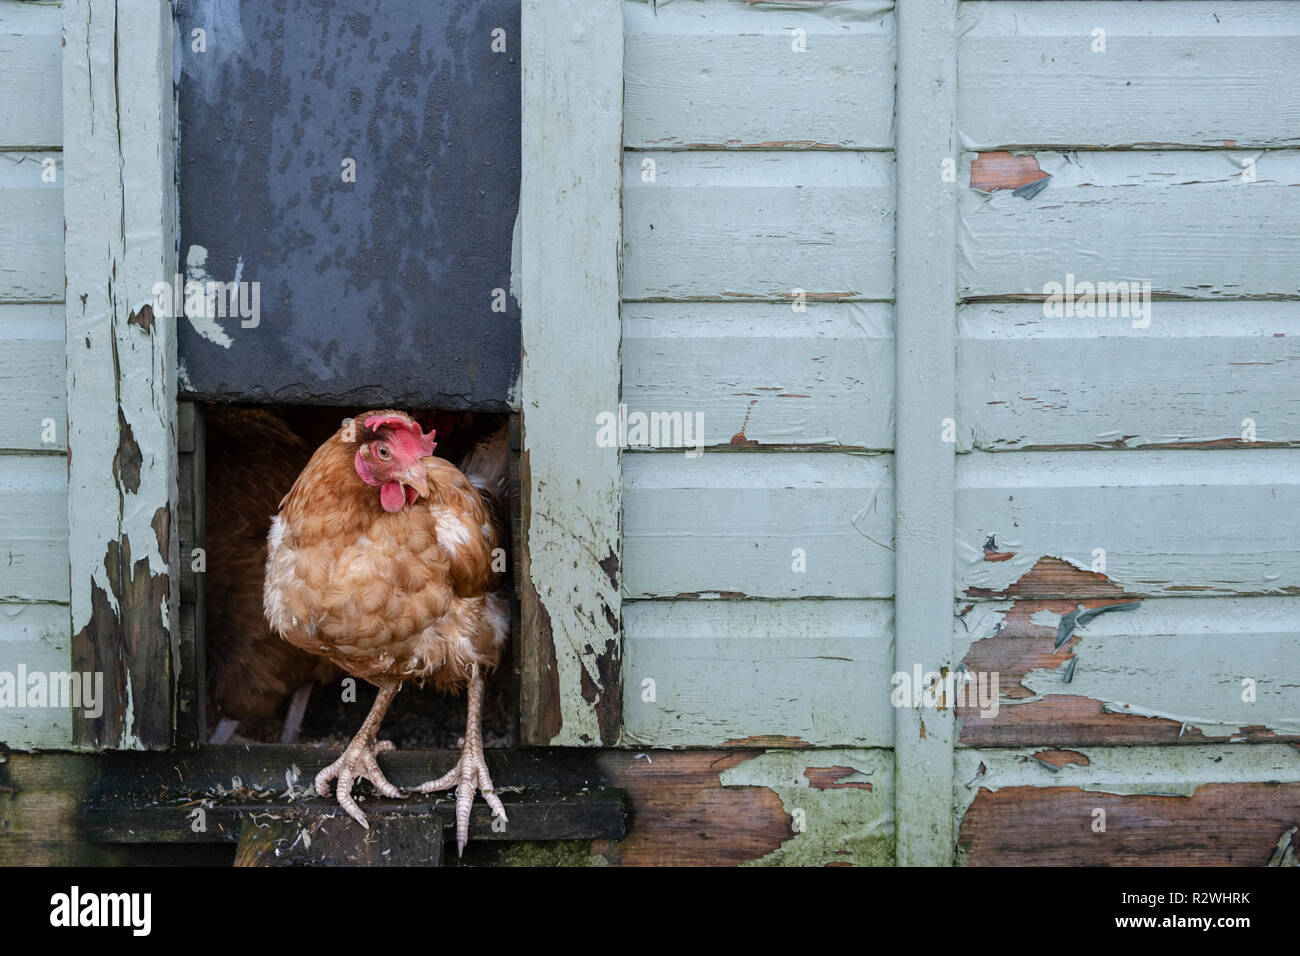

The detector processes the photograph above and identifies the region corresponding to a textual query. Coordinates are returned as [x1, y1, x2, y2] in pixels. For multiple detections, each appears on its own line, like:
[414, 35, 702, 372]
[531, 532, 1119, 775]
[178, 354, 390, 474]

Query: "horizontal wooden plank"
[624, 452, 894, 598]
[955, 745, 1300, 866]
[0, 753, 233, 865]
[0, 602, 73, 750]
[958, 301, 1300, 450]
[623, 301, 894, 448]
[597, 748, 893, 867]
[623, 599, 893, 747]
[87, 788, 628, 847]
[625, 0, 895, 149]
[959, 2, 1300, 149]
[51, 745, 893, 866]
[0, 454, 69, 604]
[959, 150, 1300, 299]
[234, 814, 444, 866]
[957, 450, 1300, 598]
[623, 151, 895, 301]
[956, 596, 1300, 746]
[0, 304, 65, 451]
[0, 1, 62, 148]
[0, 152, 62, 303]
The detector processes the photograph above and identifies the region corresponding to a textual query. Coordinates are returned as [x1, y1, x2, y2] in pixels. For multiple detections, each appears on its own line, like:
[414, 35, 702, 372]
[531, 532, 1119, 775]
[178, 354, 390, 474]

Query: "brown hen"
[264, 410, 510, 853]
[204, 405, 335, 743]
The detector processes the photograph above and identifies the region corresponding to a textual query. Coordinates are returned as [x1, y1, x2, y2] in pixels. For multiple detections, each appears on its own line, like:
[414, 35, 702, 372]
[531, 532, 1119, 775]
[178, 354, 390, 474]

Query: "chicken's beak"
[400, 463, 430, 500]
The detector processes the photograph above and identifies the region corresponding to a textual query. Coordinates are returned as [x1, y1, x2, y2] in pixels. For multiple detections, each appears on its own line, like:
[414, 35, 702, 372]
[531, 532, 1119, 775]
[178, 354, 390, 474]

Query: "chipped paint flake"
[182, 244, 233, 348]
[969, 151, 1050, 193]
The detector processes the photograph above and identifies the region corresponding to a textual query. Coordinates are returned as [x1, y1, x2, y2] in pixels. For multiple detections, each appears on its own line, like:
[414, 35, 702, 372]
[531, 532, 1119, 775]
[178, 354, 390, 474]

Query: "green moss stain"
[495, 840, 609, 867]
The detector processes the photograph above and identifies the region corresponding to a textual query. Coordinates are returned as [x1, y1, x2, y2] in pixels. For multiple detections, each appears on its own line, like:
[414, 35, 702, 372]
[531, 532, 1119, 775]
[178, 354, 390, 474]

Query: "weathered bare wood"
[234, 814, 444, 866]
[0, 752, 231, 866]
[956, 560, 1300, 745]
[955, 746, 1300, 866]
[175, 402, 204, 750]
[88, 788, 628, 848]
[0, 746, 896, 867]
[591, 749, 893, 867]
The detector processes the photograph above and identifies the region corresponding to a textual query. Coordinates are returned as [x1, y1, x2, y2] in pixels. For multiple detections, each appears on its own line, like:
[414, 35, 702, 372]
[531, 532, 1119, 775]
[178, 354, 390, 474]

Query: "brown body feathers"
[264, 410, 510, 695]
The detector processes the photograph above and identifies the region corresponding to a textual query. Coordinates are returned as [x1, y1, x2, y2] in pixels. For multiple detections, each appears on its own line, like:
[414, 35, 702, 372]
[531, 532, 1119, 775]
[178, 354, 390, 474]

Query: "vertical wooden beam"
[518, 0, 624, 746]
[893, 0, 958, 865]
[63, 0, 178, 750]
[175, 402, 205, 751]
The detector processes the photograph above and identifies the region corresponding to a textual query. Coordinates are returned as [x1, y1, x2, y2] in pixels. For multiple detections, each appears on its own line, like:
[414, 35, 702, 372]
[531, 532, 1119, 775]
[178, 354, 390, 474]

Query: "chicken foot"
[315, 681, 403, 828]
[411, 666, 507, 856]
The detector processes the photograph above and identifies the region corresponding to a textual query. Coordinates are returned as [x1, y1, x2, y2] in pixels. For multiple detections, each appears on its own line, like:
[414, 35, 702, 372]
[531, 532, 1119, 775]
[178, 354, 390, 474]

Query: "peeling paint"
[719, 749, 893, 867]
[520, 0, 622, 746]
[1029, 749, 1090, 773]
[1267, 826, 1298, 867]
[958, 557, 1300, 743]
[63, 0, 179, 752]
[955, 744, 1300, 825]
[804, 766, 874, 791]
[955, 746, 1300, 865]
[969, 151, 1050, 193]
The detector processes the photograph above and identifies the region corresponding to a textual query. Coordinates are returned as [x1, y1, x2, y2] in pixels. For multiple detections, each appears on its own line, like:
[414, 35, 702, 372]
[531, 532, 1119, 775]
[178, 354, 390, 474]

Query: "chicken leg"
[315, 681, 404, 828]
[411, 666, 508, 856]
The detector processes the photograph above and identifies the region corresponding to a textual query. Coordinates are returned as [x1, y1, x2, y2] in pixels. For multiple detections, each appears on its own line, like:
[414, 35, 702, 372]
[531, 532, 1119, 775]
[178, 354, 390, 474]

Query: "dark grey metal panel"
[175, 0, 520, 410]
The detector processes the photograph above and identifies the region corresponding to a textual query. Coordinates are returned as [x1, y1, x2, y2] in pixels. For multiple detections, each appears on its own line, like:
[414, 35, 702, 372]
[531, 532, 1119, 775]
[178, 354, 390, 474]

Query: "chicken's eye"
[376, 444, 391, 461]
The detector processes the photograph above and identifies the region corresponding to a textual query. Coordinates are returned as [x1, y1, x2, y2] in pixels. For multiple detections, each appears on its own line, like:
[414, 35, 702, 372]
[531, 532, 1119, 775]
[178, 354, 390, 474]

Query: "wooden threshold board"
[84, 746, 627, 850]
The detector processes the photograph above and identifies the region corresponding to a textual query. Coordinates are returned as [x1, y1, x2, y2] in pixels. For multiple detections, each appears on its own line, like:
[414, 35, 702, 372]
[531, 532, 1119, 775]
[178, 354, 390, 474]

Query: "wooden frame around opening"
[518, 0, 625, 746]
[64, 0, 180, 751]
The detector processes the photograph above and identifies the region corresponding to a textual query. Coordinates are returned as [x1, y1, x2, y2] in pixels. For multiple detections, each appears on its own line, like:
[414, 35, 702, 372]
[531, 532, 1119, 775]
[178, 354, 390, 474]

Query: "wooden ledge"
[83, 746, 628, 857]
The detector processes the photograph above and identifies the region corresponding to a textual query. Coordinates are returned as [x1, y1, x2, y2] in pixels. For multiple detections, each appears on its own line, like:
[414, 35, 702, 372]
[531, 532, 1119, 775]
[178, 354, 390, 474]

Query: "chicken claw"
[315, 737, 403, 828]
[314, 682, 403, 828]
[411, 668, 506, 855]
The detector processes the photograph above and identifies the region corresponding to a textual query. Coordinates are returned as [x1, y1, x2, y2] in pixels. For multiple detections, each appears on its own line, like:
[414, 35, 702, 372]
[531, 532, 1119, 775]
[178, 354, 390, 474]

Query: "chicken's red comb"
[363, 414, 437, 455]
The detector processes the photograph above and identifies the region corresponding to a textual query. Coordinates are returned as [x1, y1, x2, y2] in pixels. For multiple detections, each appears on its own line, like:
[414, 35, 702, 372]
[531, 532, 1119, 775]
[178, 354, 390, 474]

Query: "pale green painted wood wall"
[0, 0, 71, 749]
[616, 0, 1300, 864]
